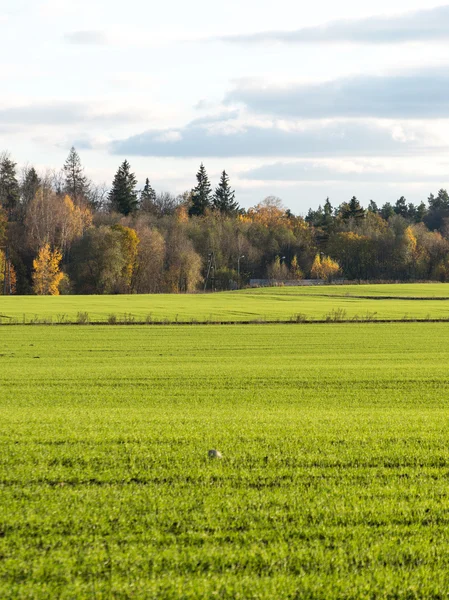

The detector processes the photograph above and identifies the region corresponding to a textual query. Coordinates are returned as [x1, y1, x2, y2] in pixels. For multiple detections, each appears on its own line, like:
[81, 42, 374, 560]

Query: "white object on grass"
[208, 449, 223, 459]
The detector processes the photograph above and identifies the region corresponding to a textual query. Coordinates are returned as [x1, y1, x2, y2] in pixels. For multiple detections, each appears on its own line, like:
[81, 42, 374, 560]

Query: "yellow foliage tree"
[0, 250, 17, 294]
[32, 243, 64, 295]
[311, 254, 341, 282]
[404, 225, 418, 257]
[267, 255, 289, 281]
[176, 204, 190, 223]
[311, 254, 322, 279]
[60, 195, 93, 255]
[290, 255, 304, 280]
[321, 256, 341, 281]
[112, 225, 140, 292]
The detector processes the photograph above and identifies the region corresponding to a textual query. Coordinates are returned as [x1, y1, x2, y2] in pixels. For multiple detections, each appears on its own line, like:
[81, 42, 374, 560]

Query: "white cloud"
[241, 158, 449, 183]
[217, 4, 449, 45]
[64, 31, 110, 45]
[110, 113, 434, 158]
[226, 68, 449, 119]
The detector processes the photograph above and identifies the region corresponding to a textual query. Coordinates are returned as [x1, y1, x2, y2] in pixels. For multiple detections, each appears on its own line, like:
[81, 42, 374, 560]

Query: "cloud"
[64, 30, 110, 45]
[0, 101, 144, 126]
[242, 161, 444, 183]
[226, 69, 449, 119]
[218, 5, 449, 45]
[110, 116, 429, 158]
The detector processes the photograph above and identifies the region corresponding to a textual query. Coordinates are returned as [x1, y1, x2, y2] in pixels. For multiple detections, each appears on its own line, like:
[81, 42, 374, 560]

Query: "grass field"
[2, 323, 449, 597]
[3, 283, 449, 324]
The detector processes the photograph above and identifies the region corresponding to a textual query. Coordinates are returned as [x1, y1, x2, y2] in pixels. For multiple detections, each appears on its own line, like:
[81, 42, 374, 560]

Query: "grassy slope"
[1, 324, 449, 597]
[2, 283, 449, 323]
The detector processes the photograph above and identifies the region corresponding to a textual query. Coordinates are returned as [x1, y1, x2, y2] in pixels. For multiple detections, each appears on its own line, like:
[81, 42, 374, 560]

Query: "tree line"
[2, 147, 449, 295]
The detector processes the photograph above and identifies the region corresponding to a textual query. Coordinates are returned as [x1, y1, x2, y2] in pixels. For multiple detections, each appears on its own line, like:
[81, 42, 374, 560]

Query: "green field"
[3, 283, 449, 324]
[2, 323, 449, 597]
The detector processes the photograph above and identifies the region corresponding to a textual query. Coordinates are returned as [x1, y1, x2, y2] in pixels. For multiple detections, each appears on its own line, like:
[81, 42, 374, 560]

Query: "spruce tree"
[20, 166, 41, 221]
[63, 147, 90, 203]
[140, 178, 157, 212]
[0, 154, 20, 218]
[368, 200, 379, 214]
[340, 196, 365, 220]
[212, 171, 239, 214]
[108, 160, 138, 216]
[189, 163, 212, 217]
[322, 197, 334, 229]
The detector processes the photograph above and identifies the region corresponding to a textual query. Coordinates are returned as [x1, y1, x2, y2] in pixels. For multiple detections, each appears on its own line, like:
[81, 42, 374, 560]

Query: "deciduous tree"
[311, 254, 341, 282]
[32, 243, 64, 295]
[112, 224, 140, 292]
[0, 249, 17, 294]
[69, 226, 127, 294]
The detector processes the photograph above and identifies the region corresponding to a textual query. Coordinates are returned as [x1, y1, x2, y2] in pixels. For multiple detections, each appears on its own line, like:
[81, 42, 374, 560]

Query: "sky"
[1, 0, 449, 213]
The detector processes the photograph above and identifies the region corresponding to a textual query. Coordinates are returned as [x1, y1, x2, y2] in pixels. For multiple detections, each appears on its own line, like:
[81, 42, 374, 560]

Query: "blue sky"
[1, 0, 449, 212]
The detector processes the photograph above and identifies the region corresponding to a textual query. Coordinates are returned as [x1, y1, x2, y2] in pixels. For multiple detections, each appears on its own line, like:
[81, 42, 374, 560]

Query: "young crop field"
[2, 283, 449, 324]
[2, 322, 449, 597]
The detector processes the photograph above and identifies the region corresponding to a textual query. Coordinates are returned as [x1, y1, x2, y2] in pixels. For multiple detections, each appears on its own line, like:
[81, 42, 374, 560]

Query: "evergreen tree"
[305, 205, 324, 227]
[322, 197, 334, 229]
[140, 178, 157, 212]
[381, 202, 395, 220]
[21, 167, 41, 208]
[0, 154, 20, 218]
[108, 160, 138, 216]
[425, 189, 449, 231]
[415, 201, 427, 222]
[63, 147, 90, 203]
[430, 189, 449, 210]
[368, 200, 379, 213]
[212, 171, 239, 214]
[394, 196, 408, 218]
[189, 163, 212, 217]
[339, 196, 365, 220]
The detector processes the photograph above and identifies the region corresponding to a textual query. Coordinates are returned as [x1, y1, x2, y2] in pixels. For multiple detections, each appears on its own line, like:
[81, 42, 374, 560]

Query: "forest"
[2, 147, 449, 295]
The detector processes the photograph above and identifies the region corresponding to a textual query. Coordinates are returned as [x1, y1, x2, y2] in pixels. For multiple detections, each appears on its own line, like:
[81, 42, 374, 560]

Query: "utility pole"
[237, 255, 245, 288]
[204, 252, 217, 292]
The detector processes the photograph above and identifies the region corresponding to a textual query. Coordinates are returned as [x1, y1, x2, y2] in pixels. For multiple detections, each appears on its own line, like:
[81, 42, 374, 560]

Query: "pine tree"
[0, 153, 20, 218]
[63, 147, 90, 204]
[108, 160, 138, 216]
[140, 178, 157, 212]
[212, 171, 239, 214]
[189, 163, 212, 217]
[415, 201, 427, 222]
[429, 189, 449, 210]
[381, 202, 395, 220]
[394, 196, 408, 218]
